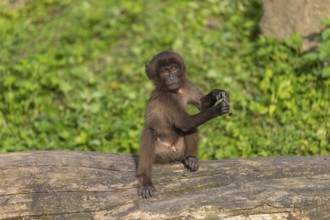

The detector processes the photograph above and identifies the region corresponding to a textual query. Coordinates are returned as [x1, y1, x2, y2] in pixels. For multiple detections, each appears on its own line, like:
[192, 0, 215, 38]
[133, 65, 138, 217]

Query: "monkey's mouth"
[167, 82, 180, 89]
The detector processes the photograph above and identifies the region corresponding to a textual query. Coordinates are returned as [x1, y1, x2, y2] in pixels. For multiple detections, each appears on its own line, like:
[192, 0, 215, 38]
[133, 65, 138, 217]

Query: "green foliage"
[0, 0, 329, 159]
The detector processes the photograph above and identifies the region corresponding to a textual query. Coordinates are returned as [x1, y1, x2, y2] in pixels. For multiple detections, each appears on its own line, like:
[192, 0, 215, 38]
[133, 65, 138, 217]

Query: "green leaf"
[321, 28, 330, 40]
[322, 67, 330, 78]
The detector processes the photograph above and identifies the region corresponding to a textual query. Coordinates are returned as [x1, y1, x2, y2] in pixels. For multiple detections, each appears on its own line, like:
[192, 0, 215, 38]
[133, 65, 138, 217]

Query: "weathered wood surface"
[0, 151, 329, 219]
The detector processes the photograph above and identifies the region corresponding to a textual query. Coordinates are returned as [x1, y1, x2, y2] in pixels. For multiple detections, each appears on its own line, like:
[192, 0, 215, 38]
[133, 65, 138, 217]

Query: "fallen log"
[0, 151, 329, 219]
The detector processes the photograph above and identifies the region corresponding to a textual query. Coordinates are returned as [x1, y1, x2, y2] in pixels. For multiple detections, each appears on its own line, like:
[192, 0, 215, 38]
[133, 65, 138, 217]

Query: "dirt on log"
[0, 151, 329, 219]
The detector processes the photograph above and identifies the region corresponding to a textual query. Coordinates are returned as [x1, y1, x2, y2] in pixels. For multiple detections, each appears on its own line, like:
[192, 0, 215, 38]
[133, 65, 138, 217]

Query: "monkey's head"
[145, 51, 187, 92]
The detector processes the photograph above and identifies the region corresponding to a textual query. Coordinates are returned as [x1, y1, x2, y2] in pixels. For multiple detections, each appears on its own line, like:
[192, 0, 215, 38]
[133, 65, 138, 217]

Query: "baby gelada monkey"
[136, 51, 230, 198]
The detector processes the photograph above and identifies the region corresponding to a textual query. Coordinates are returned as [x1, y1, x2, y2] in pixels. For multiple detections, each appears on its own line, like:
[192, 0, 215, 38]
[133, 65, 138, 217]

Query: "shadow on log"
[0, 151, 329, 219]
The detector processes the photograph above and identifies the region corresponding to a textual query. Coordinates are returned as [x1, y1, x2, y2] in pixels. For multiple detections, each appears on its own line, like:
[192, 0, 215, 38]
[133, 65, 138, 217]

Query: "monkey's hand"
[137, 175, 155, 199]
[139, 184, 155, 199]
[184, 156, 199, 172]
[212, 89, 229, 102]
[201, 89, 229, 111]
[214, 100, 230, 116]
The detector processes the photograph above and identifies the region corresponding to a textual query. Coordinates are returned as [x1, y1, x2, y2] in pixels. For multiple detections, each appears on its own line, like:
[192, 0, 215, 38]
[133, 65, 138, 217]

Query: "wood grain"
[0, 151, 329, 219]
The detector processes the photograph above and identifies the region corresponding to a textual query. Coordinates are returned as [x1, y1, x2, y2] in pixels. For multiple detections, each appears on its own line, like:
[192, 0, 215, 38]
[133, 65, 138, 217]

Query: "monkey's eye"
[171, 66, 178, 73]
[160, 69, 169, 77]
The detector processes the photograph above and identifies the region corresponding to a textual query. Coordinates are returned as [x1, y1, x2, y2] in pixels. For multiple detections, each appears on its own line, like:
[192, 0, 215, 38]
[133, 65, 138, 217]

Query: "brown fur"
[137, 51, 229, 198]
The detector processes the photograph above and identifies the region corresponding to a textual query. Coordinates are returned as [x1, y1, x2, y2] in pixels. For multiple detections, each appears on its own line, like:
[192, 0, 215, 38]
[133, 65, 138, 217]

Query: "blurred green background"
[0, 0, 329, 159]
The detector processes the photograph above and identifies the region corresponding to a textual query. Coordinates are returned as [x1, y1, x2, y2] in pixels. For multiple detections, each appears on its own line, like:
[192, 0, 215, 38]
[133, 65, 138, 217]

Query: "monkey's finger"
[212, 89, 226, 101]
[139, 186, 154, 199]
[220, 101, 229, 107]
[184, 158, 190, 169]
[191, 161, 199, 171]
[190, 160, 196, 171]
[214, 90, 222, 100]
[138, 188, 144, 197]
[189, 160, 193, 170]
[185, 157, 199, 172]
[141, 189, 151, 199]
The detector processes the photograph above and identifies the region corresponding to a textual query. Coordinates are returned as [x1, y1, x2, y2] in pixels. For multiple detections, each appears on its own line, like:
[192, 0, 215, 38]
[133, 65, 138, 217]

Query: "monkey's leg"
[136, 128, 156, 199]
[183, 129, 199, 172]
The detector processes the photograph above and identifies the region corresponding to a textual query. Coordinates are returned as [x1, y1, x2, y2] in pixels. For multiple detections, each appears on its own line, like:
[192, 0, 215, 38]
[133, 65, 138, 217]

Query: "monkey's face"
[145, 51, 186, 92]
[158, 64, 181, 91]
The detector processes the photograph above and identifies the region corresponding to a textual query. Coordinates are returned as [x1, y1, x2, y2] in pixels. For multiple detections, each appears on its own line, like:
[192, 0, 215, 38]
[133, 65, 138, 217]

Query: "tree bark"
[0, 151, 329, 219]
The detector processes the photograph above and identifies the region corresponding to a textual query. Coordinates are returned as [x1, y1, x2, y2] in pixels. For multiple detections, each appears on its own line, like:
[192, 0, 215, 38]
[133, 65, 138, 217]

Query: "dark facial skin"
[159, 64, 181, 91]
[137, 51, 230, 199]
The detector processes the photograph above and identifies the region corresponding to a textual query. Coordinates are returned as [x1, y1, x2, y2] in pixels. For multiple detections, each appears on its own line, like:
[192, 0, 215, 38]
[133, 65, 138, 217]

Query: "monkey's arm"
[175, 101, 229, 133]
[185, 82, 203, 110]
[136, 128, 157, 199]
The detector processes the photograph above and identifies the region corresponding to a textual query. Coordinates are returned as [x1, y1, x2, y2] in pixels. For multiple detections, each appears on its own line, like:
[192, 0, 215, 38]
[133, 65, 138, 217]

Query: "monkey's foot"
[184, 156, 199, 172]
[138, 185, 155, 199]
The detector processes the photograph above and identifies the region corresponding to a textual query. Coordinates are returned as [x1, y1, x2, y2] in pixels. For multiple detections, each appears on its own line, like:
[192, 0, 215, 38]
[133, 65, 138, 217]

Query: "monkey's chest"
[154, 137, 185, 163]
[177, 89, 189, 108]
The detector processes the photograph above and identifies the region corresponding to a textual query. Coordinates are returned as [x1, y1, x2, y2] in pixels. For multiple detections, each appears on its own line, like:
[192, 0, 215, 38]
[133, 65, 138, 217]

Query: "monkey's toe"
[184, 156, 199, 172]
[139, 185, 155, 199]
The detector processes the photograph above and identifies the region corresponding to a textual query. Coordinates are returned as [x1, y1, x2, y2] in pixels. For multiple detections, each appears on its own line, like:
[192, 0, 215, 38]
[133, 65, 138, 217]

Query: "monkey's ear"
[145, 63, 155, 80]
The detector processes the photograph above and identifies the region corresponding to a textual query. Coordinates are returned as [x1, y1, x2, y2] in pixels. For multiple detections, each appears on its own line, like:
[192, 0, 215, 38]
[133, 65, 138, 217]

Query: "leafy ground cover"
[0, 0, 329, 159]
